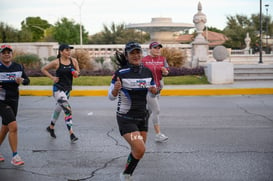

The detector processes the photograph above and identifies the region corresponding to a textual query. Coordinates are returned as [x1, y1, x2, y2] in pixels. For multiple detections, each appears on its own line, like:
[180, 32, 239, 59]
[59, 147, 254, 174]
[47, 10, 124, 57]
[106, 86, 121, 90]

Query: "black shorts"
[117, 113, 148, 136]
[0, 100, 18, 126]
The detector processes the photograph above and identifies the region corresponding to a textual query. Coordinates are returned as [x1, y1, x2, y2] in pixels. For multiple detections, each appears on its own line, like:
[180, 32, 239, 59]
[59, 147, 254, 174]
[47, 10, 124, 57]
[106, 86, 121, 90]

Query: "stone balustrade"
[1, 42, 272, 66]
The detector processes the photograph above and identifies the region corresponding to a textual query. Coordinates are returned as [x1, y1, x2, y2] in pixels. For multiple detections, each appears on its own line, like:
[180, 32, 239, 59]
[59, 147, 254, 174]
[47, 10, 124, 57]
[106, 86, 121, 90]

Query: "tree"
[206, 26, 223, 33]
[52, 17, 89, 44]
[21, 17, 51, 42]
[42, 26, 56, 42]
[89, 22, 149, 44]
[18, 29, 33, 42]
[223, 13, 272, 49]
[0, 22, 20, 42]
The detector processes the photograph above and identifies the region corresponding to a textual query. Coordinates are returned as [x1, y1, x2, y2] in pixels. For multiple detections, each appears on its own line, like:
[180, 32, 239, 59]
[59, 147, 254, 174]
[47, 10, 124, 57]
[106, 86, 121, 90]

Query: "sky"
[0, 0, 272, 35]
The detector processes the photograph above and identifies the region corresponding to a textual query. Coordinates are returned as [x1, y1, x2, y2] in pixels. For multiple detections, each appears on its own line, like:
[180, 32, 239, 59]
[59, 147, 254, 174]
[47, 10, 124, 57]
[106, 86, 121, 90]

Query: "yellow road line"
[161, 88, 273, 96]
[20, 88, 273, 96]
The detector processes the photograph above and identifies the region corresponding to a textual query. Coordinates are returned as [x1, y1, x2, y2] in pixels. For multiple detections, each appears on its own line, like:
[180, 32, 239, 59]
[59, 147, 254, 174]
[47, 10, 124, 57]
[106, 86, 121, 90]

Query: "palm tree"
[89, 22, 149, 44]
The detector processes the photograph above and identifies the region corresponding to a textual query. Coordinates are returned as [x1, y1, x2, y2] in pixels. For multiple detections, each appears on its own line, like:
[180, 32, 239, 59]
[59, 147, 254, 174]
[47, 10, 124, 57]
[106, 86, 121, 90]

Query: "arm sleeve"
[108, 83, 117, 101]
[108, 73, 118, 101]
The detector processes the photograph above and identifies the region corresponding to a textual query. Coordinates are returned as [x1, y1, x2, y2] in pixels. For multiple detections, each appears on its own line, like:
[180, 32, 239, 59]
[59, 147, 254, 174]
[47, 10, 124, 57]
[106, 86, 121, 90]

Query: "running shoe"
[155, 133, 168, 142]
[70, 133, 78, 143]
[11, 154, 24, 166]
[120, 172, 133, 181]
[0, 153, 5, 162]
[46, 126, 56, 138]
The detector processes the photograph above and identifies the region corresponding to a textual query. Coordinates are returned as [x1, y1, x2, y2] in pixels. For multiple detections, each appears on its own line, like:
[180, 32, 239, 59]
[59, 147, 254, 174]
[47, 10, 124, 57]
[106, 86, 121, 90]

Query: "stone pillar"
[206, 46, 234, 84]
[191, 2, 209, 68]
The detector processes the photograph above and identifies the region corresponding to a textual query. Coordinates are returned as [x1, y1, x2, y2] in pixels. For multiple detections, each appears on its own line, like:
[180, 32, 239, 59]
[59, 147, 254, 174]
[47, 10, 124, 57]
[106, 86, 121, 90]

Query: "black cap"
[58, 44, 74, 51]
[125, 42, 142, 53]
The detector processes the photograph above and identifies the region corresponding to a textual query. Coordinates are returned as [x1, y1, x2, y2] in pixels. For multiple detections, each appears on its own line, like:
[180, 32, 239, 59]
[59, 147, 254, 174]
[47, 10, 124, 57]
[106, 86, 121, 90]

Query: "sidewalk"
[19, 81, 273, 96]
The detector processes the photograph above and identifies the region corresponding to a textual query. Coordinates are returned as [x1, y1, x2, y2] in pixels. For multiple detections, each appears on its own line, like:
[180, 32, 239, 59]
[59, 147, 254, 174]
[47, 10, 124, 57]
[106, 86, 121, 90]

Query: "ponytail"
[57, 51, 61, 58]
[113, 50, 128, 68]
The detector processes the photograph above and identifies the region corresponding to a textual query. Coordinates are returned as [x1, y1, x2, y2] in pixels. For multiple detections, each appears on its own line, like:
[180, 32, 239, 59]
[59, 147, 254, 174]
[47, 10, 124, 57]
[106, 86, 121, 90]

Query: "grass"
[164, 75, 208, 85]
[29, 75, 209, 86]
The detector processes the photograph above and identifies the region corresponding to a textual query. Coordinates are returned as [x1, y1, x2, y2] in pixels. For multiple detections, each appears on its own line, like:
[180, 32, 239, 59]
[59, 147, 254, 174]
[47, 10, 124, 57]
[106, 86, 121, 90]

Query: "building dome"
[126, 17, 194, 43]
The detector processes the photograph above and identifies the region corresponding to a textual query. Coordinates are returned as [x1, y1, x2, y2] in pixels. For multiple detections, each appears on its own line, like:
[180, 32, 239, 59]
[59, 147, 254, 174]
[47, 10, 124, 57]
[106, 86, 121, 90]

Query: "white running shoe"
[120, 172, 133, 181]
[11, 154, 24, 166]
[155, 133, 168, 142]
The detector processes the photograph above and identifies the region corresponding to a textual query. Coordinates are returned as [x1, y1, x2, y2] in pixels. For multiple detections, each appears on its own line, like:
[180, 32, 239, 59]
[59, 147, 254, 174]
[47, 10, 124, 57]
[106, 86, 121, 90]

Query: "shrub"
[94, 57, 105, 65]
[79, 69, 113, 76]
[48, 56, 57, 62]
[12, 49, 25, 58]
[161, 47, 187, 68]
[110, 55, 119, 70]
[14, 54, 41, 69]
[25, 67, 204, 77]
[168, 67, 205, 76]
[71, 49, 93, 70]
[24, 69, 55, 77]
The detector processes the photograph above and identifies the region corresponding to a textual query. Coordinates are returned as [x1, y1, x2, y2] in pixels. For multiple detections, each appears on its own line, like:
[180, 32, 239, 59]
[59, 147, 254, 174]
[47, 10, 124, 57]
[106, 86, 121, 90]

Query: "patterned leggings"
[51, 90, 73, 131]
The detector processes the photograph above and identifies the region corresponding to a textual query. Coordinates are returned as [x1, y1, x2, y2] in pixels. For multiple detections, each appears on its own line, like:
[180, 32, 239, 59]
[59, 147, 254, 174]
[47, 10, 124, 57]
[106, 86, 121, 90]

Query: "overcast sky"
[0, 0, 272, 35]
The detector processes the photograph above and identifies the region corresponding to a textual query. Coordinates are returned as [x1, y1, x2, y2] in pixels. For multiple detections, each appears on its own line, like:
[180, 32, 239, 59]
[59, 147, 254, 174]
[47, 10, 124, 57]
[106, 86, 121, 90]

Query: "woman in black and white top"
[108, 42, 157, 181]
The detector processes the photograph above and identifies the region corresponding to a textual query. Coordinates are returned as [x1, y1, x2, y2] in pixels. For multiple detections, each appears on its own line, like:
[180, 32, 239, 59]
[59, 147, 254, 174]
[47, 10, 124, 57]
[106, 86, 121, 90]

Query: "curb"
[19, 88, 273, 96]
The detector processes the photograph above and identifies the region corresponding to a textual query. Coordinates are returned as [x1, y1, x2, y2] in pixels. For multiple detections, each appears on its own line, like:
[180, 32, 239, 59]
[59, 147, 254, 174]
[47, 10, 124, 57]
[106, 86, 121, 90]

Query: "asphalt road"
[0, 95, 273, 181]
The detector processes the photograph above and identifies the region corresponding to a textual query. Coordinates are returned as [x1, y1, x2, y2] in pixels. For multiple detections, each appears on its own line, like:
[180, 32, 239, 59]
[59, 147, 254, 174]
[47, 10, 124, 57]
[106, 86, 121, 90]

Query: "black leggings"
[0, 100, 18, 125]
[117, 113, 148, 136]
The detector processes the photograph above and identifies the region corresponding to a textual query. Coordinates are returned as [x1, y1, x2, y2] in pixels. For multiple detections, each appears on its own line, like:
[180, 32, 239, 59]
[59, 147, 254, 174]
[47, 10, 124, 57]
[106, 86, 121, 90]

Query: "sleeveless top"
[54, 58, 74, 92]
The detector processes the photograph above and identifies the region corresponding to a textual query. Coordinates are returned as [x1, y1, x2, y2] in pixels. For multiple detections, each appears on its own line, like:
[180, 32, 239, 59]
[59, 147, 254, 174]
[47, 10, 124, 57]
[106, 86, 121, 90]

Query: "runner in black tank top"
[54, 58, 74, 91]
[41, 44, 80, 143]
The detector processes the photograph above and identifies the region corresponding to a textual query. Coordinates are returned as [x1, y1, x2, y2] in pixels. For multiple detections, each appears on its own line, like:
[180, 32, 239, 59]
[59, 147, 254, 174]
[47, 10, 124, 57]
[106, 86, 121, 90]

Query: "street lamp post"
[74, 0, 85, 46]
[265, 4, 269, 54]
[259, 0, 263, 63]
